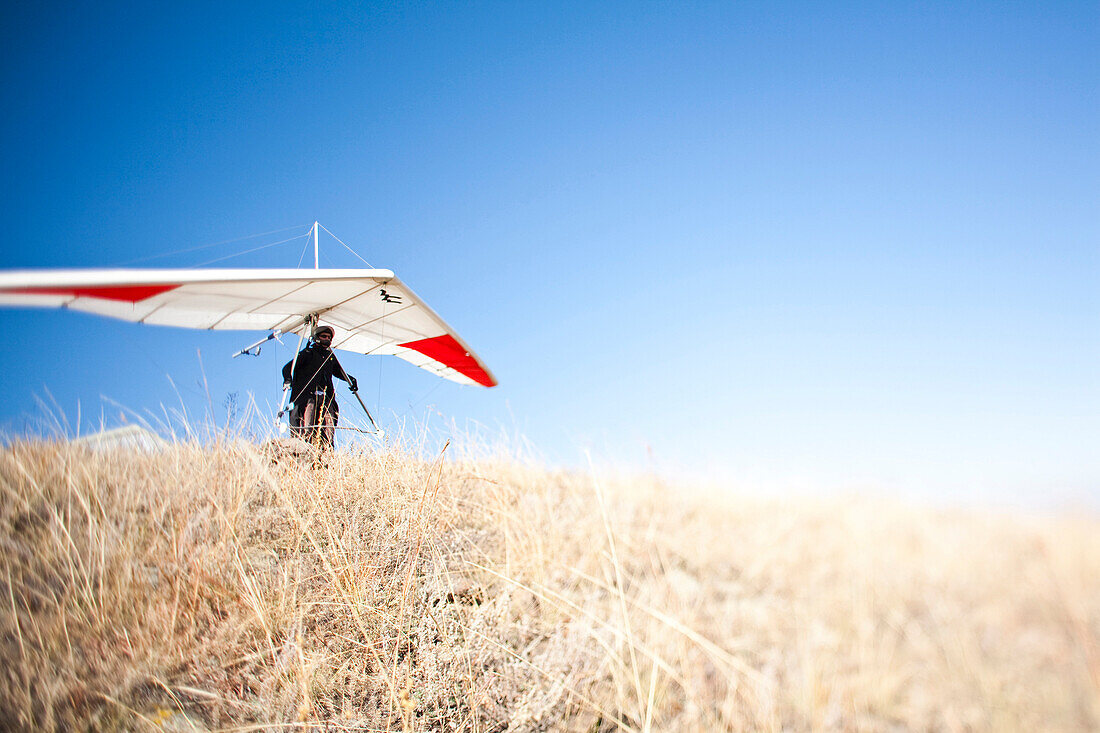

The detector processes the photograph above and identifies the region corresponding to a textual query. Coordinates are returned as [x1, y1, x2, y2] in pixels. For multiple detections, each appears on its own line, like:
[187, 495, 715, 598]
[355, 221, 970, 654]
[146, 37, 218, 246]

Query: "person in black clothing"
[282, 324, 358, 448]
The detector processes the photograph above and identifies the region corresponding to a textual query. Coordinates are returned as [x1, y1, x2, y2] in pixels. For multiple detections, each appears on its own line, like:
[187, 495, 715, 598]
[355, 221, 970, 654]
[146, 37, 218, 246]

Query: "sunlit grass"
[0, 426, 1097, 731]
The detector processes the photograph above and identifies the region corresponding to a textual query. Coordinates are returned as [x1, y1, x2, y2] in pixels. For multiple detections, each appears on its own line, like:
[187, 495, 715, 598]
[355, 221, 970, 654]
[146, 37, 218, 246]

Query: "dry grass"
[0, 437, 1097, 731]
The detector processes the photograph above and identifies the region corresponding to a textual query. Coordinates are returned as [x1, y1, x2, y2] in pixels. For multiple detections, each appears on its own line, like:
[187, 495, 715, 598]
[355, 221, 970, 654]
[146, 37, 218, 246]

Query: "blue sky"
[1, 2, 1096, 507]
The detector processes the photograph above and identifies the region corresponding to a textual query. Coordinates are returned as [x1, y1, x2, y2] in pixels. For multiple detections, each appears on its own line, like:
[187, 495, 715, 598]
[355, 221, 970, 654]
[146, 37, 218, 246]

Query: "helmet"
[312, 324, 335, 339]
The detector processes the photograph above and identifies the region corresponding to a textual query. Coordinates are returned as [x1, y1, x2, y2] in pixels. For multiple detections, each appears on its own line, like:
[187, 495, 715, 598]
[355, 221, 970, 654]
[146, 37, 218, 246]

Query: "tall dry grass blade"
[588, 454, 646, 720]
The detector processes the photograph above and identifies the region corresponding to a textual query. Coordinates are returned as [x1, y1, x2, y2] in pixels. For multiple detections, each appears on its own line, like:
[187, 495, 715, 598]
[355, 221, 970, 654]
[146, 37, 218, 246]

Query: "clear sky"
[1, 2, 1096, 508]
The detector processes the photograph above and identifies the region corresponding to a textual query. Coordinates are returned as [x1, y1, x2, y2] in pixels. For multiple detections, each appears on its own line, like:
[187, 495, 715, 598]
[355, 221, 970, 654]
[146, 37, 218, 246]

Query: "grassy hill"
[0, 439, 1097, 731]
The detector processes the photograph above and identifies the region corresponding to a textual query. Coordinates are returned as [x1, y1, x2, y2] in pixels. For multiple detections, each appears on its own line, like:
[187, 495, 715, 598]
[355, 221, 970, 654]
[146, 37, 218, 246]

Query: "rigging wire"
[110, 223, 311, 266]
[192, 232, 310, 267]
[295, 235, 313, 268]
[377, 299, 386, 413]
[393, 378, 445, 427]
[317, 222, 374, 267]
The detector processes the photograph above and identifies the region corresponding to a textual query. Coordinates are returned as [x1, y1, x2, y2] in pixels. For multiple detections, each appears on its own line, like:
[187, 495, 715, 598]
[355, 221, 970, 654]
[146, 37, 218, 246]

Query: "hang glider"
[0, 268, 497, 388]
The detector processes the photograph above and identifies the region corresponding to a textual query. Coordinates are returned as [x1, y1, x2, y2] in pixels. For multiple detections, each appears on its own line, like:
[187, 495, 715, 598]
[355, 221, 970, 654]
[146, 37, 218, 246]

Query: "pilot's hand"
[348, 375, 358, 393]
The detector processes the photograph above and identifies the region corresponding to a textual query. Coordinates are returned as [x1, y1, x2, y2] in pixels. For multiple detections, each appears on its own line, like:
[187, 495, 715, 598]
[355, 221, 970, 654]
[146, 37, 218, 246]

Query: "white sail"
[0, 268, 496, 387]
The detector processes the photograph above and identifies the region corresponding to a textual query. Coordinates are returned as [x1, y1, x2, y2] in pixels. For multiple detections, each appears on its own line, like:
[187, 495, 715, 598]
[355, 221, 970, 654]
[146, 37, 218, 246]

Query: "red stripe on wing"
[399, 334, 496, 387]
[4, 284, 180, 303]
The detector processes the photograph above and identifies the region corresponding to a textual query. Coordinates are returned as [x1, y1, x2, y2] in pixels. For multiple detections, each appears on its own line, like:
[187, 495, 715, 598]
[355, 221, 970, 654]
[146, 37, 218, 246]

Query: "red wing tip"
[2, 284, 179, 303]
[399, 334, 496, 387]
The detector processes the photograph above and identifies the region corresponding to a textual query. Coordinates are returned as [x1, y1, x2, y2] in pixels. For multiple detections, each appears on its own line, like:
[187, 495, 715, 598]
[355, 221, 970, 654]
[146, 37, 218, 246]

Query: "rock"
[260, 437, 318, 463]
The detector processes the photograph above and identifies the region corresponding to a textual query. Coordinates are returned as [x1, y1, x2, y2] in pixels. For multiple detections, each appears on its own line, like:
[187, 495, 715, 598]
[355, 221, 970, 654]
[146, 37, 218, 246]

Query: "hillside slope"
[0, 441, 1097, 731]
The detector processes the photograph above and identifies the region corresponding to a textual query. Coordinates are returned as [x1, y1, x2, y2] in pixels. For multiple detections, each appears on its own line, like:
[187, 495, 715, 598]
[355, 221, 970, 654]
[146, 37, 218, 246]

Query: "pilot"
[282, 324, 357, 448]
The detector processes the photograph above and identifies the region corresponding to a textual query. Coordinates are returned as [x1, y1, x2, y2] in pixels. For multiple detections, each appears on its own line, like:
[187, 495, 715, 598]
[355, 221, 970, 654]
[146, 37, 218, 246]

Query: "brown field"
[0, 438, 1097, 731]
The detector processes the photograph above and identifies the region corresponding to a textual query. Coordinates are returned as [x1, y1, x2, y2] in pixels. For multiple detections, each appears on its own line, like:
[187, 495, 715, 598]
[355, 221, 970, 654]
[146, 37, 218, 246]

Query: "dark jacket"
[282, 345, 351, 406]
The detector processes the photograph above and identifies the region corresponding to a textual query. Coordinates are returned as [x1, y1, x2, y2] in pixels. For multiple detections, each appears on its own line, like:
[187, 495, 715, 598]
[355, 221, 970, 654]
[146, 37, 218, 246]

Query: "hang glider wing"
[0, 268, 496, 387]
